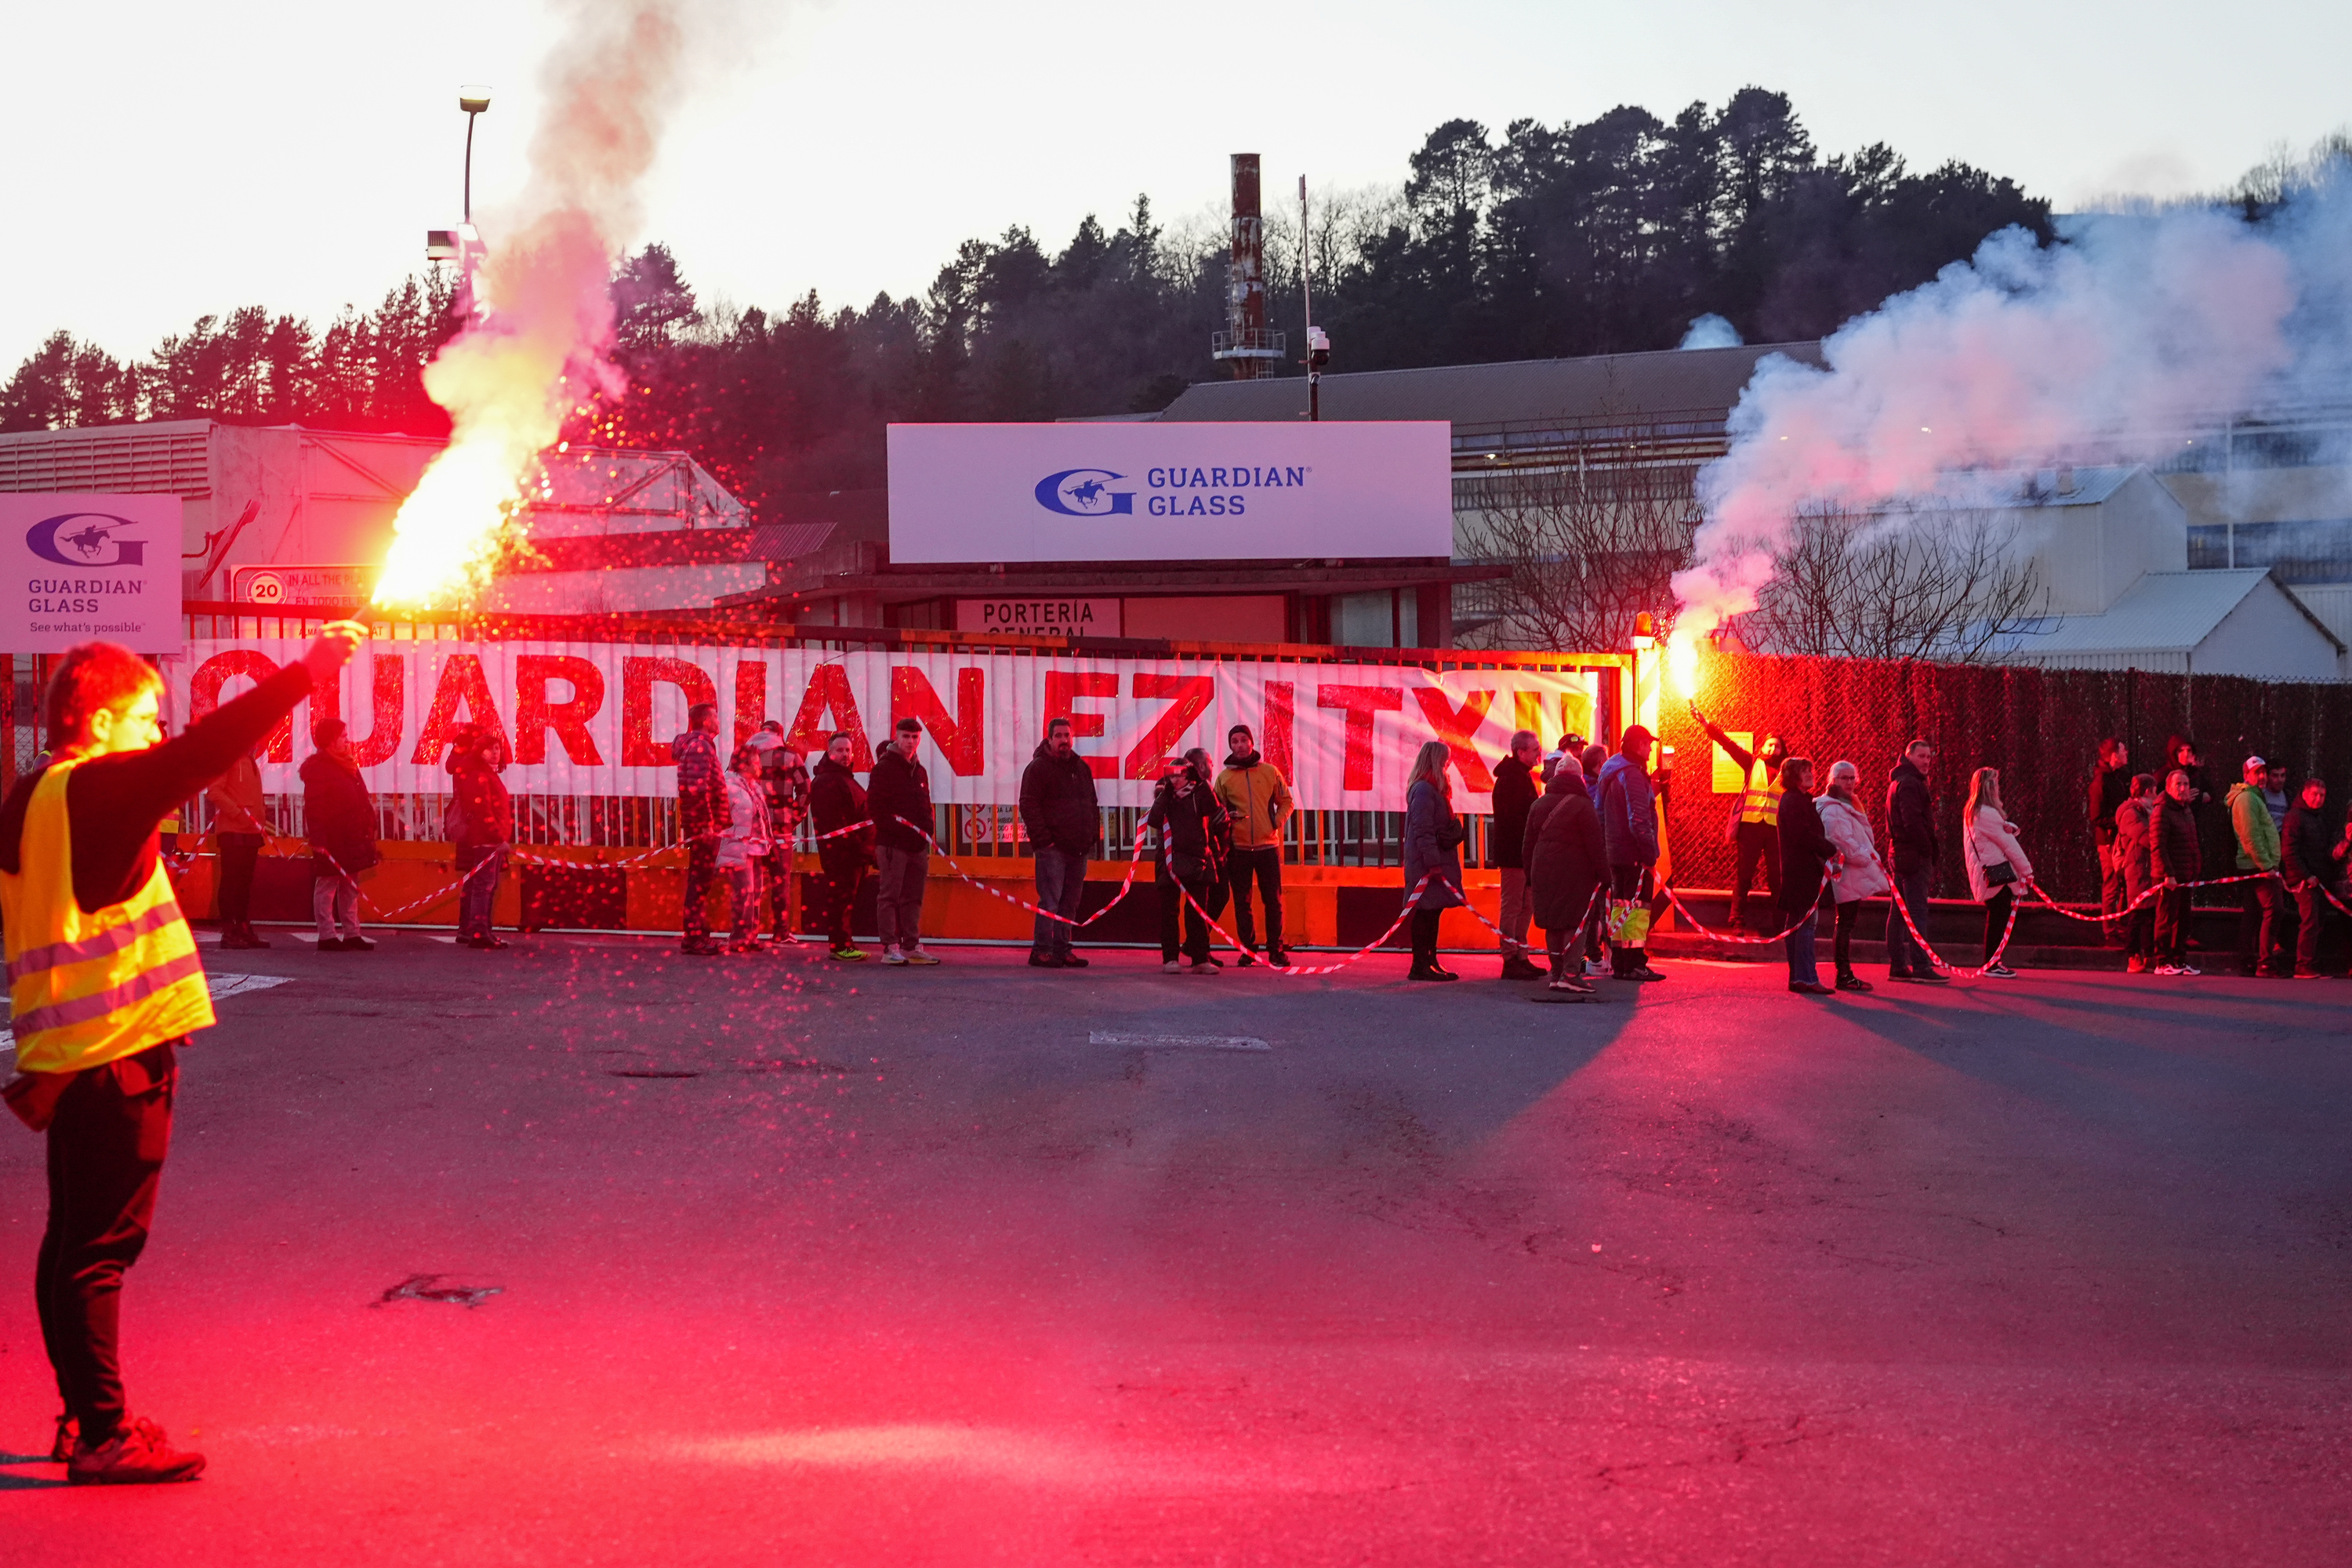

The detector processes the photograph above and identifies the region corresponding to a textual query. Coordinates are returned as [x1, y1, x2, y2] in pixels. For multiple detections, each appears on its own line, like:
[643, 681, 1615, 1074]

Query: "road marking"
[3, 972, 292, 1054]
[1090, 1032, 1270, 1052]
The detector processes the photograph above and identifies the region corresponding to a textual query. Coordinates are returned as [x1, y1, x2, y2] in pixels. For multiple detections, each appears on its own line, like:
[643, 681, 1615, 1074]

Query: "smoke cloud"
[1672, 175, 2352, 644]
[374, 1, 692, 608]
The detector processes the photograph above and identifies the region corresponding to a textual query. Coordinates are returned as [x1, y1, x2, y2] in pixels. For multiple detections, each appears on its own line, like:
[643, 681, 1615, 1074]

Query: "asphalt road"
[3, 932, 2348, 1565]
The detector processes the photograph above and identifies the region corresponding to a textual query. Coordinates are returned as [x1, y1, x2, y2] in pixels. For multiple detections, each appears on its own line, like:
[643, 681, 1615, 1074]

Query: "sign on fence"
[2, 494, 183, 653]
[170, 641, 1619, 810]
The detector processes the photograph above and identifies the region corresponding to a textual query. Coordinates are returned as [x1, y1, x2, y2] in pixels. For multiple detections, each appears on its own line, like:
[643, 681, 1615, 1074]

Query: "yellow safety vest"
[0, 760, 214, 1075]
[1738, 758, 1780, 826]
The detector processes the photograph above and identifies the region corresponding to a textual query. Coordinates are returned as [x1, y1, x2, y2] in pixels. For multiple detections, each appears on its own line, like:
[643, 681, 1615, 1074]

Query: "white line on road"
[1090, 1032, 1271, 1052]
[3, 972, 293, 1054]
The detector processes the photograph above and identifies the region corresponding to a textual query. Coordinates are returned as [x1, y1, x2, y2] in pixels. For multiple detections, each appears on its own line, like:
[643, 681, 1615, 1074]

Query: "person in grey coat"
[1403, 739, 1466, 982]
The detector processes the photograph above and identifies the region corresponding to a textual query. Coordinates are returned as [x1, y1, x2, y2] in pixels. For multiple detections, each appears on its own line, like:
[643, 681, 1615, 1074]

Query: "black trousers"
[1156, 866, 1217, 963]
[2293, 880, 2342, 976]
[759, 851, 792, 937]
[2125, 894, 2155, 964]
[1408, 906, 1443, 969]
[38, 1041, 178, 1445]
[1730, 820, 1780, 924]
[2240, 877, 2292, 975]
[215, 833, 262, 927]
[815, 855, 868, 947]
[1226, 846, 1283, 953]
[1832, 898, 1860, 972]
[1983, 886, 2015, 962]
[2155, 887, 2192, 965]
[1886, 862, 1933, 975]
[681, 836, 720, 942]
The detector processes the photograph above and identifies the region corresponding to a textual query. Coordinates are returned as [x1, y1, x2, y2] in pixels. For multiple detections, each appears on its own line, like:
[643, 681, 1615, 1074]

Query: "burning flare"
[375, 2, 688, 609]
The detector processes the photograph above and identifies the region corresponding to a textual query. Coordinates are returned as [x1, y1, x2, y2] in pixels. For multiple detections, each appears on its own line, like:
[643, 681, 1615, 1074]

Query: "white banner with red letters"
[166, 641, 1622, 810]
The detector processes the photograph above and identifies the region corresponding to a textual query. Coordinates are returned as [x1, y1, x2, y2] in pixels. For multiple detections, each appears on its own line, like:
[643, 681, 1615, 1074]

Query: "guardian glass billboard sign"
[0, 494, 183, 653]
[887, 422, 1453, 564]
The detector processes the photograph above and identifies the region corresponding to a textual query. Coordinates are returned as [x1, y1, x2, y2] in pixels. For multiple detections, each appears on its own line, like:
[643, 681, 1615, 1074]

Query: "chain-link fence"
[1658, 652, 2352, 905]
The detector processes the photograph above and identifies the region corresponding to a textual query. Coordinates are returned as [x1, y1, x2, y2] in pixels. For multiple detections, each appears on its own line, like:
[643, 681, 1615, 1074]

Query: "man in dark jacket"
[866, 716, 938, 965]
[447, 722, 513, 950]
[2152, 768, 2204, 975]
[301, 718, 379, 953]
[671, 702, 729, 956]
[1883, 739, 1944, 984]
[1594, 725, 1664, 982]
[2281, 775, 2344, 979]
[1489, 730, 1544, 980]
[1019, 717, 1100, 968]
[808, 731, 875, 960]
[2089, 739, 2132, 943]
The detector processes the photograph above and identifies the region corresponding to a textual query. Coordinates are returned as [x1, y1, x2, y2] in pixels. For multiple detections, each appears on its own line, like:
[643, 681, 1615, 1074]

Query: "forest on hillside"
[2, 87, 2070, 519]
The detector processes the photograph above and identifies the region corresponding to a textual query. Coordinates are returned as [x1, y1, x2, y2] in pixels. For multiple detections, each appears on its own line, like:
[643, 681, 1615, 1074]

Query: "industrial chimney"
[1210, 153, 1283, 381]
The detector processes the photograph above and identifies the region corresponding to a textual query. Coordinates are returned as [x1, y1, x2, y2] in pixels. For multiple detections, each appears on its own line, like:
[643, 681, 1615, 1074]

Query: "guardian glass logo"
[27, 512, 147, 567]
[1034, 469, 1134, 517]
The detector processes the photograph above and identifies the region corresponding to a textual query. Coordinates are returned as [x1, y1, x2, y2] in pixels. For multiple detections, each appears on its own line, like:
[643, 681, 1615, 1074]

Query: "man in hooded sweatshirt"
[1019, 717, 1100, 968]
[1214, 723, 1294, 967]
[1488, 730, 1545, 980]
[1883, 739, 1945, 984]
[670, 702, 729, 956]
[2228, 753, 2292, 978]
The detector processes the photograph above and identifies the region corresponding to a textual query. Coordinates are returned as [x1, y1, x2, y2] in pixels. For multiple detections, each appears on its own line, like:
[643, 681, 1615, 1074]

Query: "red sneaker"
[67, 1417, 205, 1486]
[51, 1410, 75, 1463]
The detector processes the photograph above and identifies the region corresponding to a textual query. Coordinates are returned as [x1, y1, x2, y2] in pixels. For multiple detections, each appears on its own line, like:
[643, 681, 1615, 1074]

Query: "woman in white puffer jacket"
[1962, 766, 2033, 978]
[1817, 760, 1889, 992]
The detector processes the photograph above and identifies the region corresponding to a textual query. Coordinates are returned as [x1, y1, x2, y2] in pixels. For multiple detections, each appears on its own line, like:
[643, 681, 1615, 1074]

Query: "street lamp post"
[1300, 176, 1330, 420]
[459, 85, 492, 224]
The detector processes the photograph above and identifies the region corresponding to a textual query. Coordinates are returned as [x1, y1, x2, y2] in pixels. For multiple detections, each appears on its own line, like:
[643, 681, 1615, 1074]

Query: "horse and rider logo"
[1033, 469, 1134, 517]
[26, 512, 147, 567]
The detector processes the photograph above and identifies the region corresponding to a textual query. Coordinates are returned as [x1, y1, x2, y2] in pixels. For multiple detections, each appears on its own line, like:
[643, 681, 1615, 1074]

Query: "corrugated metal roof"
[1879, 464, 2140, 513]
[748, 521, 835, 558]
[1156, 341, 1827, 430]
[0, 419, 215, 495]
[1995, 570, 2283, 655]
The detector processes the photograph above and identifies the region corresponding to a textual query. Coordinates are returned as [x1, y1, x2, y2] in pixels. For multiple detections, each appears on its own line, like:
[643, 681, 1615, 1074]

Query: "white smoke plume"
[374, 1, 691, 608]
[1671, 175, 2352, 645]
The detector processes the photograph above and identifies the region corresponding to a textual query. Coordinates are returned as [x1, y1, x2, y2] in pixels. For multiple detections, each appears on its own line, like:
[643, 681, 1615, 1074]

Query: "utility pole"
[1300, 175, 1330, 421]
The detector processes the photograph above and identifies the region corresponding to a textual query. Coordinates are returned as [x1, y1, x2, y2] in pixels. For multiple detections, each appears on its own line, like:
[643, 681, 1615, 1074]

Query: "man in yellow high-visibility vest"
[2, 625, 359, 1485]
[1694, 706, 1788, 933]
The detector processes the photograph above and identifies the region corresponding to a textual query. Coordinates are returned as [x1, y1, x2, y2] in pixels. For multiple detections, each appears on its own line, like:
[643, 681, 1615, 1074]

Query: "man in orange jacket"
[2, 622, 361, 1484]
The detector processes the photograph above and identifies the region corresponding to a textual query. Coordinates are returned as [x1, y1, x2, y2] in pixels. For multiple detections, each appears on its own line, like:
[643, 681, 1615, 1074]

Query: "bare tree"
[1739, 507, 2048, 662]
[1455, 437, 1704, 651]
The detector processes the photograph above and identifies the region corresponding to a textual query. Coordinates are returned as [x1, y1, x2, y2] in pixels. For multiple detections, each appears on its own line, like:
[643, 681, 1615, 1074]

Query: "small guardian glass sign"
[0, 494, 183, 653]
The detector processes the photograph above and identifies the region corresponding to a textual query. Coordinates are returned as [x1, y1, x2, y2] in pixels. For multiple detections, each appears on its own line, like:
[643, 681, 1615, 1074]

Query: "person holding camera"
[1149, 748, 1231, 973]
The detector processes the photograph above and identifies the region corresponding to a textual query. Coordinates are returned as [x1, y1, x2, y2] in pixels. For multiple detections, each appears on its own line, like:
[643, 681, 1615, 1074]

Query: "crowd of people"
[178, 688, 2352, 989]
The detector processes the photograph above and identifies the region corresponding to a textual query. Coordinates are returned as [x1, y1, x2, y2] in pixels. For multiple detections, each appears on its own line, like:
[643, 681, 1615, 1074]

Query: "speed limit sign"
[243, 570, 286, 604]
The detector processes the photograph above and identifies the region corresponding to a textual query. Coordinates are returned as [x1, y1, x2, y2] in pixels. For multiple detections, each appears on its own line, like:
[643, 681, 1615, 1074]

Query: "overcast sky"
[6, 0, 2348, 372]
